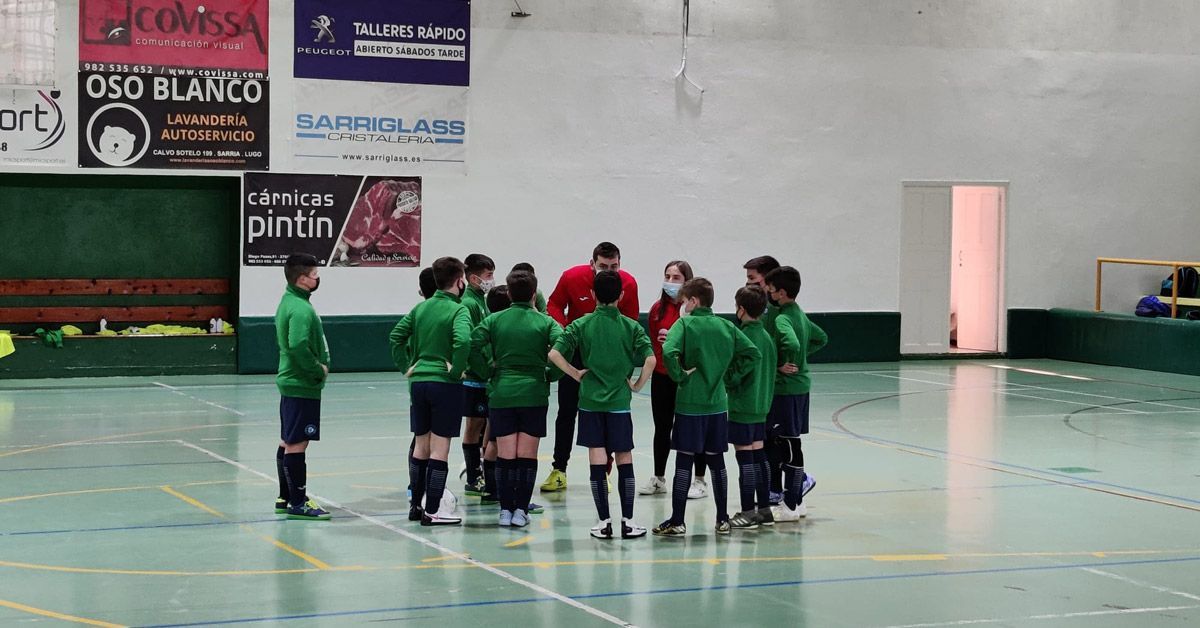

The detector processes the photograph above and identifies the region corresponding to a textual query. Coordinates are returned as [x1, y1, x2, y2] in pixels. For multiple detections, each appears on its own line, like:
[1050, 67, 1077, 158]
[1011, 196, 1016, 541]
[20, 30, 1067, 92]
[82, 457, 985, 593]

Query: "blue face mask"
[662, 282, 682, 298]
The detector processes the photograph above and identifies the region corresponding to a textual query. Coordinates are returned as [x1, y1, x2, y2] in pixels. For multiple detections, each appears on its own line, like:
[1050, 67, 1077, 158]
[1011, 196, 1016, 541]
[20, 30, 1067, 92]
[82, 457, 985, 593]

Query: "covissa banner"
[79, 0, 268, 78]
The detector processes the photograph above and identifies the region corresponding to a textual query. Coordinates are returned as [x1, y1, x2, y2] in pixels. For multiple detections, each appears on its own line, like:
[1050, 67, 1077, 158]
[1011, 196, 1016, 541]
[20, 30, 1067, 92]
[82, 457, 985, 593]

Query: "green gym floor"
[1, 359, 1199, 627]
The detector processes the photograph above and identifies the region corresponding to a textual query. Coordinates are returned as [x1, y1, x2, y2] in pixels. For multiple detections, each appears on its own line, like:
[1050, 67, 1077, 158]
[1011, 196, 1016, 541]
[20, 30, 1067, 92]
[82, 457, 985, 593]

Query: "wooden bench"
[0, 279, 229, 329]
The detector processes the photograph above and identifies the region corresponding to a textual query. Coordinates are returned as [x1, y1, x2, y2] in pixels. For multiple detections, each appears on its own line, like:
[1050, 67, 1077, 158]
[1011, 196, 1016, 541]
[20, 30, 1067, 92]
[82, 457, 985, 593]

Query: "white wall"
[12, 1, 1200, 317]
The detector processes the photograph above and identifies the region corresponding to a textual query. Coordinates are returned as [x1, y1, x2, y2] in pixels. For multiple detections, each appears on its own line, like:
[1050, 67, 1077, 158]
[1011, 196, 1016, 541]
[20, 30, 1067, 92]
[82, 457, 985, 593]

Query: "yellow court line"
[0, 597, 125, 627]
[420, 555, 461, 563]
[872, 554, 948, 562]
[0, 422, 265, 459]
[159, 486, 225, 518]
[158, 485, 332, 571]
[0, 558, 336, 577]
[504, 535, 533, 548]
[0, 485, 158, 504]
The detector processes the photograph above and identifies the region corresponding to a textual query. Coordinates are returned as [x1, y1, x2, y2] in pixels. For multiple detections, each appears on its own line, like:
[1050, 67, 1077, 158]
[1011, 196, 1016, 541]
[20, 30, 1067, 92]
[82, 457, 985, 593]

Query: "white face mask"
[662, 282, 682, 299]
[479, 278, 495, 293]
[679, 301, 692, 317]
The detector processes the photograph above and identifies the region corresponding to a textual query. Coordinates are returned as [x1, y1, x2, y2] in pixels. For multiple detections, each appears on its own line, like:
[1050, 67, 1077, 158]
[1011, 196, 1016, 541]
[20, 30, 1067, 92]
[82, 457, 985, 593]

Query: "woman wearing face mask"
[640, 260, 709, 497]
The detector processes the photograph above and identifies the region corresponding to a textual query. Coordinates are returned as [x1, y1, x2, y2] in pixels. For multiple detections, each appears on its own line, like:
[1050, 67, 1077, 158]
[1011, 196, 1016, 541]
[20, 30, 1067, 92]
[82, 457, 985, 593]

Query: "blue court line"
[1, 512, 410, 538]
[814, 426, 1200, 506]
[821, 479, 1099, 497]
[135, 554, 1200, 627]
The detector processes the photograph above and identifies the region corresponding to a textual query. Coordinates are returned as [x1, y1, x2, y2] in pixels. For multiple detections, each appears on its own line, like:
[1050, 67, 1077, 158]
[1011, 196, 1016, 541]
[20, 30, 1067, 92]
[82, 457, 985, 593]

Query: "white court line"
[879, 604, 1200, 627]
[176, 440, 637, 627]
[998, 391, 1146, 414]
[153, 382, 246, 417]
[1082, 567, 1200, 602]
[1003, 383, 1200, 413]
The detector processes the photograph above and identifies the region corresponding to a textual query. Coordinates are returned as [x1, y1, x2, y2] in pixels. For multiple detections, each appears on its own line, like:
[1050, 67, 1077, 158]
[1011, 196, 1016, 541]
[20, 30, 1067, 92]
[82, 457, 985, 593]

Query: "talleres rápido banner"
[79, 72, 269, 169]
[243, 172, 422, 268]
[289, 0, 469, 174]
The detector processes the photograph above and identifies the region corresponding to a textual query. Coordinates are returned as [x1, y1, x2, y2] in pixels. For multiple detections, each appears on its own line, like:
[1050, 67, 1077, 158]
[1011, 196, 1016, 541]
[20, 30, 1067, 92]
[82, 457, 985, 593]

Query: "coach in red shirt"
[539, 242, 639, 493]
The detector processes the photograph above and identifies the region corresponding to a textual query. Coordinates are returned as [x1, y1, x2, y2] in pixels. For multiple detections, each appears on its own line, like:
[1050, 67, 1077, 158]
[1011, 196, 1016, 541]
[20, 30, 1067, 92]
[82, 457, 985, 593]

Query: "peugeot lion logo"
[311, 15, 335, 43]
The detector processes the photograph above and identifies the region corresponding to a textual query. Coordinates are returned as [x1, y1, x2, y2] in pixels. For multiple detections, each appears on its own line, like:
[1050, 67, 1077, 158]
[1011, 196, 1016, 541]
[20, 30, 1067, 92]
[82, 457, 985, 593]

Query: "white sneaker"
[687, 477, 708, 500]
[511, 509, 530, 528]
[590, 519, 614, 539]
[421, 511, 463, 526]
[770, 502, 806, 522]
[639, 476, 667, 495]
[621, 519, 647, 539]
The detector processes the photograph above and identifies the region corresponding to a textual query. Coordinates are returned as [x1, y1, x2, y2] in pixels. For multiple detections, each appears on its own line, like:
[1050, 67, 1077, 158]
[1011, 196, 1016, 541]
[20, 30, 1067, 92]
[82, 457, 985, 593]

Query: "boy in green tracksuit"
[478, 284, 512, 506]
[764, 266, 828, 522]
[653, 278, 760, 537]
[548, 270, 655, 540]
[389, 256, 473, 526]
[511, 262, 547, 313]
[470, 271, 561, 528]
[461, 254, 494, 496]
[725, 286, 777, 530]
[274, 253, 331, 521]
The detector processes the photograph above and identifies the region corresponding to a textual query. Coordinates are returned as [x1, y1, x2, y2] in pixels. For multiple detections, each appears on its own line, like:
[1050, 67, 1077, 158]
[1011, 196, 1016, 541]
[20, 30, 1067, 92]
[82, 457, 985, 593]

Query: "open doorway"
[899, 183, 1006, 355]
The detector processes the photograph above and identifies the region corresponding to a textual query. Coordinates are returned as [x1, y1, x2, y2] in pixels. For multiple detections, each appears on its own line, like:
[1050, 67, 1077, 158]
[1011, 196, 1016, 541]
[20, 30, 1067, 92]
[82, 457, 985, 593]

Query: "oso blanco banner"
[0, 89, 69, 167]
[293, 0, 469, 86]
[243, 172, 422, 267]
[288, 79, 466, 174]
[78, 71, 269, 169]
[79, 0, 269, 78]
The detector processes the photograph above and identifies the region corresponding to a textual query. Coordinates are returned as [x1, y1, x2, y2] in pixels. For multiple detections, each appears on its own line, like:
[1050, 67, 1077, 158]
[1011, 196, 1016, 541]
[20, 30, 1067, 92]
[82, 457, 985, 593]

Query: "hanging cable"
[674, 0, 704, 92]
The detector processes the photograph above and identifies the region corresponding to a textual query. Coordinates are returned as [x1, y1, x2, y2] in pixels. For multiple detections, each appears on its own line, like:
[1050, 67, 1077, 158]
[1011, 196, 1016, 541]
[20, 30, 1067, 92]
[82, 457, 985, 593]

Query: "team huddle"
[272, 242, 827, 539]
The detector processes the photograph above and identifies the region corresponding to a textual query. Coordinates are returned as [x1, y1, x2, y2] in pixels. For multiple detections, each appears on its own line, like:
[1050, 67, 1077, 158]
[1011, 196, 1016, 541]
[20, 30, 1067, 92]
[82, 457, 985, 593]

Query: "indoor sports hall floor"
[1, 359, 1199, 627]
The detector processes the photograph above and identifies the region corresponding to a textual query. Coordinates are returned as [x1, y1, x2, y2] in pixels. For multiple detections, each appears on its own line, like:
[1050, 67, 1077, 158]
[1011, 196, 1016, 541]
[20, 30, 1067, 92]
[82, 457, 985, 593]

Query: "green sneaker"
[480, 493, 500, 505]
[286, 499, 331, 521]
[274, 498, 288, 514]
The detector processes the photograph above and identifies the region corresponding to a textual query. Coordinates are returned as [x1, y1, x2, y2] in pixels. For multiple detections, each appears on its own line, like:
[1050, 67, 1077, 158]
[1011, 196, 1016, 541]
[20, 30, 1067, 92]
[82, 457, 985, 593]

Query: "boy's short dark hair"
[486, 285, 512, 312]
[743, 255, 780, 275]
[593, 270, 622, 305]
[432, 256, 465, 290]
[285, 253, 319, 285]
[506, 270, 537, 303]
[418, 267, 437, 299]
[464, 253, 495, 275]
[679, 278, 715, 307]
[592, 241, 620, 261]
[764, 266, 802, 298]
[735, 285, 768, 317]
[511, 262, 535, 274]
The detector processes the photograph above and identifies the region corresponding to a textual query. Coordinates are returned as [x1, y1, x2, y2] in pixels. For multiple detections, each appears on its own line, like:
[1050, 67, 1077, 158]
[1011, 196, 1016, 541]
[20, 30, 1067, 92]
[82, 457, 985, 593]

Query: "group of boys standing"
[271, 243, 827, 539]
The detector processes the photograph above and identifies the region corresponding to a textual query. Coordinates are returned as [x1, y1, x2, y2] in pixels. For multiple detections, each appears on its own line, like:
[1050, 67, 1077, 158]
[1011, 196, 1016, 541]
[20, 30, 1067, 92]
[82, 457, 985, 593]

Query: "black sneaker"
[408, 505, 424, 521]
[728, 510, 759, 530]
[480, 493, 500, 505]
[652, 519, 686, 537]
[286, 499, 331, 521]
[274, 498, 288, 514]
[715, 518, 732, 535]
[756, 506, 775, 526]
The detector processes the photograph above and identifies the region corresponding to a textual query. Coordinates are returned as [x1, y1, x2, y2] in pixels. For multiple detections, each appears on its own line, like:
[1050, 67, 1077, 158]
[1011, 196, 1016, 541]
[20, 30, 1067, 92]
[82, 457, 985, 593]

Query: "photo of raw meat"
[334, 177, 422, 267]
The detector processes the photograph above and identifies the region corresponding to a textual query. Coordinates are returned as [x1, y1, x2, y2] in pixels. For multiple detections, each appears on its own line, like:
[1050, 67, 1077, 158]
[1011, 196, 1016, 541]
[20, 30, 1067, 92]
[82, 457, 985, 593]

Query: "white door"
[952, 186, 1002, 351]
[900, 186, 952, 354]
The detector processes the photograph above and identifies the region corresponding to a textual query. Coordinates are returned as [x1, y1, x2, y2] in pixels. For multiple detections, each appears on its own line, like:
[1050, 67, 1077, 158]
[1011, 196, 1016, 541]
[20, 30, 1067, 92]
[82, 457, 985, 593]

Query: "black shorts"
[463, 383, 489, 418]
[728, 421, 766, 446]
[671, 412, 728, 454]
[280, 396, 321, 444]
[577, 410, 634, 452]
[411, 382, 463, 438]
[490, 406, 548, 438]
[768, 393, 810, 438]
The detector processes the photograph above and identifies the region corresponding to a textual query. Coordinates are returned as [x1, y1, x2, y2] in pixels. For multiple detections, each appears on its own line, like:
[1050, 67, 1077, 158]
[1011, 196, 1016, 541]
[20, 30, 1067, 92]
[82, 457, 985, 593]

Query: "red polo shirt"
[547, 264, 640, 326]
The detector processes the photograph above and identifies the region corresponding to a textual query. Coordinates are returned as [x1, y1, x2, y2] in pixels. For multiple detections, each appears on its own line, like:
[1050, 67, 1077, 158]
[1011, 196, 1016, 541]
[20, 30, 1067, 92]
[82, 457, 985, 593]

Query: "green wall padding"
[237, 311, 902, 374]
[0, 336, 236, 379]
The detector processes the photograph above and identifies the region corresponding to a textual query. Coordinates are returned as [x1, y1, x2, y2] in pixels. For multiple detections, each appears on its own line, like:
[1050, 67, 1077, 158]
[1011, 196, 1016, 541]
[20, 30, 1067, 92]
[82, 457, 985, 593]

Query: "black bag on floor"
[1160, 266, 1200, 298]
